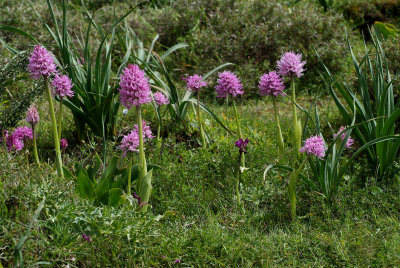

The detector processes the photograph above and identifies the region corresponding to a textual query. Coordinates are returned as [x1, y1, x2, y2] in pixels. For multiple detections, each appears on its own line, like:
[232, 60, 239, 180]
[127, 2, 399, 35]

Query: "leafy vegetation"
[2, 99, 400, 266]
[320, 32, 400, 178]
[1, 0, 400, 267]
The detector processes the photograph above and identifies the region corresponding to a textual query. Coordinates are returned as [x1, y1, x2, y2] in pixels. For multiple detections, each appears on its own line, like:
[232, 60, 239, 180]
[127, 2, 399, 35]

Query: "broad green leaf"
[108, 188, 123, 206]
[76, 173, 95, 199]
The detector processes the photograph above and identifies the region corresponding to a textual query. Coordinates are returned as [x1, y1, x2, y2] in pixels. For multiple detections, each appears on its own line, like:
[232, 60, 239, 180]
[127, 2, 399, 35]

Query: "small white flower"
[123, 109, 128, 115]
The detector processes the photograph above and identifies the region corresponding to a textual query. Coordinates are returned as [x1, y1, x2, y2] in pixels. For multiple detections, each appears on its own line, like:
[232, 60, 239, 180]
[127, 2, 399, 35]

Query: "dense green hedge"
[136, 0, 358, 97]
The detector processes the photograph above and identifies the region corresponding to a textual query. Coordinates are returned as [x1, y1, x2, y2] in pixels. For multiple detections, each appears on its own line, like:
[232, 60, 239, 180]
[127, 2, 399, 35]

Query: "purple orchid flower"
[133, 192, 148, 208]
[82, 233, 91, 242]
[235, 138, 249, 154]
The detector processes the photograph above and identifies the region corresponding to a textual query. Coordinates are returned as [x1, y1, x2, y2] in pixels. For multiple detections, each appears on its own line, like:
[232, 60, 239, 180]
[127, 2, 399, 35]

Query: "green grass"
[1, 97, 400, 266]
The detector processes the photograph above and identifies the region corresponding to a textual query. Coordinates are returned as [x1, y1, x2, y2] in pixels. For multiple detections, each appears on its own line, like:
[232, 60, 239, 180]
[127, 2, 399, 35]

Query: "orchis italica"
[52, 74, 74, 144]
[119, 64, 153, 211]
[154, 92, 169, 106]
[120, 129, 139, 156]
[215, 71, 244, 98]
[258, 71, 285, 157]
[78, 57, 85, 66]
[277, 52, 306, 161]
[299, 135, 326, 159]
[120, 129, 139, 196]
[277, 52, 306, 78]
[334, 126, 354, 149]
[28, 45, 63, 177]
[5, 127, 33, 152]
[119, 64, 152, 108]
[4, 131, 21, 152]
[288, 135, 326, 220]
[185, 74, 208, 148]
[27, 45, 57, 79]
[215, 71, 246, 167]
[235, 138, 249, 212]
[134, 121, 155, 140]
[120, 121, 154, 198]
[26, 106, 40, 165]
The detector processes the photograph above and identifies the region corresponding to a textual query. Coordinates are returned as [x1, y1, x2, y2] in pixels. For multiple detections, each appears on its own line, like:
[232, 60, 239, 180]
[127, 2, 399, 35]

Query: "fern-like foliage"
[0, 52, 44, 131]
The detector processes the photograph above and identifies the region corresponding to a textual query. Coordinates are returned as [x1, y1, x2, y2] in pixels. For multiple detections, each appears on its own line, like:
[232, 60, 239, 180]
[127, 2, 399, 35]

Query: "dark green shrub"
[342, 0, 400, 28]
[320, 33, 400, 179]
[141, 0, 356, 96]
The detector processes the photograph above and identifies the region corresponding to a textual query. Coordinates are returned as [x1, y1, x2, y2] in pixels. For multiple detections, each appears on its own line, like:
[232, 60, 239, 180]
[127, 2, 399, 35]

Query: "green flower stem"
[45, 76, 64, 178]
[291, 79, 302, 161]
[136, 105, 147, 183]
[156, 123, 162, 150]
[127, 153, 133, 196]
[232, 97, 245, 168]
[57, 100, 63, 142]
[136, 105, 151, 212]
[197, 91, 206, 149]
[139, 169, 152, 212]
[232, 98, 243, 138]
[272, 97, 284, 157]
[288, 156, 308, 220]
[236, 155, 245, 213]
[32, 127, 40, 165]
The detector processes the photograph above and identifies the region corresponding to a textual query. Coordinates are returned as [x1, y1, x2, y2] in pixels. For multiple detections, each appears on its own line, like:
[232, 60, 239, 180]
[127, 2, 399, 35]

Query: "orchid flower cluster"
[184, 75, 208, 148]
[1, 106, 40, 166]
[257, 52, 306, 158]
[278, 52, 306, 161]
[287, 134, 327, 219]
[26, 45, 75, 177]
[13, 45, 356, 221]
[3, 127, 33, 152]
[287, 128, 355, 220]
[215, 71, 245, 167]
[118, 64, 154, 212]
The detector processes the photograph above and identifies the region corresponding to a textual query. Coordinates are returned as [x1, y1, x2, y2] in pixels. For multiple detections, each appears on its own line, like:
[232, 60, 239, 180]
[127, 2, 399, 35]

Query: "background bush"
[137, 0, 357, 97]
[1, 0, 358, 98]
[0, 0, 399, 100]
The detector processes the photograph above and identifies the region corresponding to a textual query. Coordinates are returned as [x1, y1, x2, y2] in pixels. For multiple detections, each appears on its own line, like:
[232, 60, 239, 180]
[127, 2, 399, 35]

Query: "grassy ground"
[2, 96, 400, 267]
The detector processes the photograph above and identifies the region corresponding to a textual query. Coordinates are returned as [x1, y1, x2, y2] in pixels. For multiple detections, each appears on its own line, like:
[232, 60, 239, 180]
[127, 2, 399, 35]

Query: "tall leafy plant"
[1, 0, 136, 143]
[74, 153, 160, 207]
[75, 155, 124, 206]
[264, 99, 400, 209]
[304, 104, 399, 201]
[319, 32, 400, 178]
[117, 24, 234, 138]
